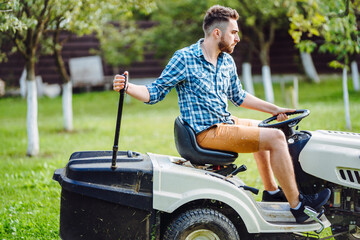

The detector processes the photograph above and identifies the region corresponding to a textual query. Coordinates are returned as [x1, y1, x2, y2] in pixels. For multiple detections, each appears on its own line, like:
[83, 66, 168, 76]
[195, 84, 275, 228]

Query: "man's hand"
[112, 71, 151, 103]
[273, 108, 296, 122]
[113, 71, 128, 92]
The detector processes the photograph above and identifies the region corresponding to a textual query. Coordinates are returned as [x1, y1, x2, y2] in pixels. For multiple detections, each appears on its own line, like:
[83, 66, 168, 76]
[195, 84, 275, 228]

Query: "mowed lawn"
[0, 77, 359, 239]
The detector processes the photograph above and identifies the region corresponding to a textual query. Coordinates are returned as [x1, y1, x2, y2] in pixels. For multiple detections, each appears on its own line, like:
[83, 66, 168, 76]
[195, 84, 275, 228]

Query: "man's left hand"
[274, 108, 296, 122]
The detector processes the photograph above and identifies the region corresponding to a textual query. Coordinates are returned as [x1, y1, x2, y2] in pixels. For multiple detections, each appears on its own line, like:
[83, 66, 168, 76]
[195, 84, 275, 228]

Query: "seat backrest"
[174, 116, 238, 165]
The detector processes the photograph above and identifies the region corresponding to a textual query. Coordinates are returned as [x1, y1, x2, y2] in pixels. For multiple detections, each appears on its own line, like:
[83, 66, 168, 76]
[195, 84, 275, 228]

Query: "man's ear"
[213, 28, 222, 39]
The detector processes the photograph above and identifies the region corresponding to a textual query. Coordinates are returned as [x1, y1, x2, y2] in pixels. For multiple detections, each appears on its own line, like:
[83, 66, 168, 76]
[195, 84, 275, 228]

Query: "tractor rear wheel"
[163, 208, 240, 240]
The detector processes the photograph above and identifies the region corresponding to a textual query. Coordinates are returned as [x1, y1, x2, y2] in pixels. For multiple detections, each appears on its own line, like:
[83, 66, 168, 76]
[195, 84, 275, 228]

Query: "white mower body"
[149, 152, 331, 234]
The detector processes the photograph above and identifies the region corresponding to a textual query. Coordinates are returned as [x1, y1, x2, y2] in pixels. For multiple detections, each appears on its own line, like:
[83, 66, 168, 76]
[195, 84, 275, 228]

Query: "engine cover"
[299, 130, 360, 190]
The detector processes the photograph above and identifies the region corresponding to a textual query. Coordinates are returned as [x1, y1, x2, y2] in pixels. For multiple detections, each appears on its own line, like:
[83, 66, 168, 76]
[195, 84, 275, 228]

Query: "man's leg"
[196, 120, 331, 222]
[243, 119, 279, 192]
[253, 151, 278, 191]
[258, 127, 299, 208]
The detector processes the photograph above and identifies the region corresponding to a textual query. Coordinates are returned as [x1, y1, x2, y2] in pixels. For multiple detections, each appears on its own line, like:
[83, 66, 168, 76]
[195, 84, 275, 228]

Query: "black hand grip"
[230, 164, 247, 176]
[241, 185, 259, 195]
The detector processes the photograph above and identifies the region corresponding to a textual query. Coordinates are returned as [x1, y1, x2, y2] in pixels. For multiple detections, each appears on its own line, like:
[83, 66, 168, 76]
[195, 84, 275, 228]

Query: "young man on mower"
[113, 5, 330, 223]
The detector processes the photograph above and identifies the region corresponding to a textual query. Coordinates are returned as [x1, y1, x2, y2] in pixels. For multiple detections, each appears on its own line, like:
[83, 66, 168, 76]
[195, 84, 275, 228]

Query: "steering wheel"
[258, 109, 310, 137]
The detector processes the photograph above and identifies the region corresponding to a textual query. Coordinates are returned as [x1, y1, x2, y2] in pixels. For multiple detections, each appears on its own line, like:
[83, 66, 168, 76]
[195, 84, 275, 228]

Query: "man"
[113, 5, 330, 223]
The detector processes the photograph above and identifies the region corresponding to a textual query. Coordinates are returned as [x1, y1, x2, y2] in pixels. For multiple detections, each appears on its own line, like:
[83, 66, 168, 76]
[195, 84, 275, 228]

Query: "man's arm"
[241, 93, 295, 120]
[113, 73, 150, 103]
[113, 51, 186, 104]
[125, 83, 150, 103]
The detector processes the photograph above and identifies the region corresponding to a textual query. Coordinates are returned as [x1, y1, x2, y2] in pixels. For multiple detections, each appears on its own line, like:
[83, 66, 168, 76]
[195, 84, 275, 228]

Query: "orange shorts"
[196, 117, 260, 153]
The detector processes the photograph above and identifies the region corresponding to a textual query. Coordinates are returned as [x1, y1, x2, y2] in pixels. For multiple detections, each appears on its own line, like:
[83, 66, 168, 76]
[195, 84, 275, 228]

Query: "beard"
[218, 37, 236, 54]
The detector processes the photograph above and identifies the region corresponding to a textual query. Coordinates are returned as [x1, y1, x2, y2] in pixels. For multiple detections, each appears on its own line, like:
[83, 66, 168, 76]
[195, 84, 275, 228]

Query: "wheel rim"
[351, 226, 360, 239]
[185, 229, 221, 240]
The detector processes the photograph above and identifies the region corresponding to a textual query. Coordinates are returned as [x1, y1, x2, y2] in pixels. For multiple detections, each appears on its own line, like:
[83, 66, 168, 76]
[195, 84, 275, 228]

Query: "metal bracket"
[304, 206, 325, 234]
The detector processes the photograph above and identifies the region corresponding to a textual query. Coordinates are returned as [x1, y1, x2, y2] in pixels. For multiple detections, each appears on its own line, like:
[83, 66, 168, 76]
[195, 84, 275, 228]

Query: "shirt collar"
[193, 38, 224, 59]
[193, 38, 204, 58]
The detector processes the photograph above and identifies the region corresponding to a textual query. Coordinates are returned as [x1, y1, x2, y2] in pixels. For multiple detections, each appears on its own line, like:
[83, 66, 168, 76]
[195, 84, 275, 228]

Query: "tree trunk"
[343, 67, 351, 130]
[258, 31, 274, 103]
[54, 46, 70, 83]
[262, 65, 274, 103]
[20, 68, 27, 98]
[300, 51, 320, 83]
[62, 81, 73, 131]
[351, 60, 359, 92]
[54, 37, 74, 131]
[26, 61, 39, 156]
[242, 62, 255, 95]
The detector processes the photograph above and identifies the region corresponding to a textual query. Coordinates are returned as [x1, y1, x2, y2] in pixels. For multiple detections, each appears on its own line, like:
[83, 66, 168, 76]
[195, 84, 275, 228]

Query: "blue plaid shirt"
[146, 39, 247, 134]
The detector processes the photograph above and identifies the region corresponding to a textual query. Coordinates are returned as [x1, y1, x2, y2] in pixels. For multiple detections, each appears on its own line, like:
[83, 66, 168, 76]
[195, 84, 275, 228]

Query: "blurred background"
[1, 0, 359, 91]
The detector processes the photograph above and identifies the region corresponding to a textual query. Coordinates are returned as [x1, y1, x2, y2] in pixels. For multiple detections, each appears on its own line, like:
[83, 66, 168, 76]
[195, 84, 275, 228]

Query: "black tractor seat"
[174, 116, 238, 166]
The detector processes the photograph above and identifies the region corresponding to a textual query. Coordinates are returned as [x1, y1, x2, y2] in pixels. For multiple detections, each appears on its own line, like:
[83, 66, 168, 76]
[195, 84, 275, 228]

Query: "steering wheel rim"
[258, 109, 310, 129]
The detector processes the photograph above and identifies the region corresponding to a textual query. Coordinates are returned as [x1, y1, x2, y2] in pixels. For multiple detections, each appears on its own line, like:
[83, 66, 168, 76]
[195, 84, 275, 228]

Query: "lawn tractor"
[53, 86, 360, 239]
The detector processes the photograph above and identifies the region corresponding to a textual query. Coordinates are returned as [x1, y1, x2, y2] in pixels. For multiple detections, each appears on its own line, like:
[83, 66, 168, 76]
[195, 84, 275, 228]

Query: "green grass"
[0, 77, 359, 239]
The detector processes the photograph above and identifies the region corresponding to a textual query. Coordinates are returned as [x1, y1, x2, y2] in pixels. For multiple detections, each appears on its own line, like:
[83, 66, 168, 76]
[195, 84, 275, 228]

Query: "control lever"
[304, 206, 325, 234]
[225, 164, 247, 179]
[240, 185, 259, 195]
[111, 73, 127, 170]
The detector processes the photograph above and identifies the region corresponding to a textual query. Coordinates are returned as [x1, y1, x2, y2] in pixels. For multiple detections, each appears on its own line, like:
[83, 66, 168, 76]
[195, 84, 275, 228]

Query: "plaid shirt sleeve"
[227, 58, 247, 107]
[145, 51, 186, 104]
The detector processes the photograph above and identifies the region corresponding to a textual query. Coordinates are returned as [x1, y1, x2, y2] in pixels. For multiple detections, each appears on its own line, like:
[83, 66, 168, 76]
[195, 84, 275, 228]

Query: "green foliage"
[147, 0, 209, 62]
[92, 21, 146, 67]
[318, 11, 359, 65]
[296, 40, 317, 53]
[234, 0, 289, 27]
[288, 0, 326, 44]
[0, 0, 156, 69]
[0, 0, 26, 32]
[231, 0, 290, 65]
[92, 1, 156, 68]
[56, 0, 156, 69]
[45, 0, 156, 36]
[0, 0, 47, 60]
[328, 60, 345, 70]
[288, 0, 359, 67]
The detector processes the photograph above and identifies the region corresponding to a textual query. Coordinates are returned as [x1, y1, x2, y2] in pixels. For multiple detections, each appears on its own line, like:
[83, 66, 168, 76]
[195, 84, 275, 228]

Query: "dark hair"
[203, 5, 239, 36]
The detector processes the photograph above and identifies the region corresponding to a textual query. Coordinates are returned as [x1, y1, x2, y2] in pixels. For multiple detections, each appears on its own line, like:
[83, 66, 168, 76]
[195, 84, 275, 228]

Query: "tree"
[0, 0, 25, 31]
[297, 41, 320, 83]
[227, 0, 291, 103]
[0, 0, 26, 62]
[238, 35, 256, 95]
[287, 0, 324, 83]
[148, 0, 208, 63]
[94, 21, 148, 74]
[42, 0, 155, 132]
[0, 0, 55, 156]
[319, 11, 359, 130]
[0, 0, 155, 156]
[288, 0, 360, 129]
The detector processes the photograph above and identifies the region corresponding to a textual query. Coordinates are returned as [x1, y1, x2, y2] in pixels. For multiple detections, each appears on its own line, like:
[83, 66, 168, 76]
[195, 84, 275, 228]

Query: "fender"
[150, 153, 263, 233]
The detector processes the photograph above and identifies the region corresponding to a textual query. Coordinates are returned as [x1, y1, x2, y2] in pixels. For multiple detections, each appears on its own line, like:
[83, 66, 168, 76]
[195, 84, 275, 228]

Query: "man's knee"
[259, 128, 287, 150]
[273, 128, 286, 142]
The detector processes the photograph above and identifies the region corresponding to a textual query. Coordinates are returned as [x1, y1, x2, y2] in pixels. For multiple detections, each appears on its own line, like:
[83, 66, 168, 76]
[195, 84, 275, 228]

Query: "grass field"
[0, 77, 359, 239]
